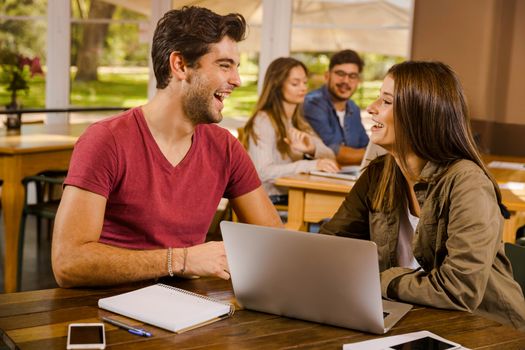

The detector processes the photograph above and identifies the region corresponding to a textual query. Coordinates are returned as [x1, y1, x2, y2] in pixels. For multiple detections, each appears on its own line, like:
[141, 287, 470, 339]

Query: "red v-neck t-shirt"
[64, 107, 261, 249]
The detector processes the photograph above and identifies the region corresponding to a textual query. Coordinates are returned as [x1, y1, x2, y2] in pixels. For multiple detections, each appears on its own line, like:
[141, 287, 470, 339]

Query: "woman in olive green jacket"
[321, 61, 525, 330]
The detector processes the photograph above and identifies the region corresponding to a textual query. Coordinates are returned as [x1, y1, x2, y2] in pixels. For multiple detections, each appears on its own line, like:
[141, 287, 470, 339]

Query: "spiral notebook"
[98, 283, 235, 333]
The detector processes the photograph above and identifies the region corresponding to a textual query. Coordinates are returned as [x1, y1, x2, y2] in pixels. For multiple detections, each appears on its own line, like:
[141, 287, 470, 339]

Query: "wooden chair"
[234, 127, 288, 220]
[516, 224, 525, 246]
[206, 198, 230, 241]
[274, 204, 288, 211]
[504, 242, 525, 296]
[236, 127, 245, 142]
[17, 171, 66, 290]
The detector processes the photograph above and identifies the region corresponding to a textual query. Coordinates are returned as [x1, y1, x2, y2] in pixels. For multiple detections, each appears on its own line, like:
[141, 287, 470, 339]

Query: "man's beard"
[327, 77, 352, 102]
[182, 72, 223, 125]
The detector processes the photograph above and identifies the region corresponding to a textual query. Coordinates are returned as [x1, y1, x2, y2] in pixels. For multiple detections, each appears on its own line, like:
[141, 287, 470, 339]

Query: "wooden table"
[0, 123, 89, 293]
[276, 156, 525, 241]
[0, 277, 523, 349]
[275, 174, 352, 231]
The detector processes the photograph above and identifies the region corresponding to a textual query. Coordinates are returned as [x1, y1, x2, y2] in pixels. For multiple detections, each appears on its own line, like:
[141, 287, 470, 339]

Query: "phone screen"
[390, 336, 457, 350]
[69, 325, 104, 345]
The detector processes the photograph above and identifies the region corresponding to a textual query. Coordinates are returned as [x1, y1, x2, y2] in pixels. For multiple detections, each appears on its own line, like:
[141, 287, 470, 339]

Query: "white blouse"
[247, 111, 335, 196]
[397, 203, 421, 269]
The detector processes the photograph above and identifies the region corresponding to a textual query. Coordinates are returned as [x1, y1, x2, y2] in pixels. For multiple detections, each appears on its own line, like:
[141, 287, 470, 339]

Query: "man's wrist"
[180, 247, 188, 275]
[167, 247, 174, 277]
[167, 247, 188, 277]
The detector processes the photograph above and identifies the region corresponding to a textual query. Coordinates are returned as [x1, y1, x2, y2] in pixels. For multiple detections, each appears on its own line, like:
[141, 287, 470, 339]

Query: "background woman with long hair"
[321, 61, 525, 330]
[243, 57, 338, 204]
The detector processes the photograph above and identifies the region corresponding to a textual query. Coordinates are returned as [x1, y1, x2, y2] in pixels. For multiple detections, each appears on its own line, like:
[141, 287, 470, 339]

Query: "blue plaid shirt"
[304, 85, 369, 154]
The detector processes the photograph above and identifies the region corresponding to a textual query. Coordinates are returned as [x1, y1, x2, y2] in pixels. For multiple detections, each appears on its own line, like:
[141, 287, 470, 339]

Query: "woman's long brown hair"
[372, 61, 504, 215]
[242, 57, 313, 158]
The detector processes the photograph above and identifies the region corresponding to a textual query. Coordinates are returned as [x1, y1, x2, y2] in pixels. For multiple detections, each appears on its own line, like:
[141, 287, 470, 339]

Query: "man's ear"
[324, 70, 329, 82]
[169, 52, 187, 80]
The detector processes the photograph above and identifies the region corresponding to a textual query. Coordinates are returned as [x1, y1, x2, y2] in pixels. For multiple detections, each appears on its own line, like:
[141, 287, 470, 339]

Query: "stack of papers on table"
[310, 165, 360, 181]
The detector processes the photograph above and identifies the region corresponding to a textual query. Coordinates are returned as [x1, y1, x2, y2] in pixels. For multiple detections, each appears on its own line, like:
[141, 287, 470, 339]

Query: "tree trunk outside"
[74, 0, 116, 82]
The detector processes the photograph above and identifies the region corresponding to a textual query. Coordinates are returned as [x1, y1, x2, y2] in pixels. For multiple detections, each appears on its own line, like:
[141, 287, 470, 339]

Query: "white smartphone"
[67, 323, 106, 349]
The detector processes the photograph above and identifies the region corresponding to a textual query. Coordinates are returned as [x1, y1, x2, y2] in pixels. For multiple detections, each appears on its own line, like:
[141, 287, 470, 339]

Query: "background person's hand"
[184, 241, 230, 280]
[316, 158, 340, 173]
[285, 127, 315, 155]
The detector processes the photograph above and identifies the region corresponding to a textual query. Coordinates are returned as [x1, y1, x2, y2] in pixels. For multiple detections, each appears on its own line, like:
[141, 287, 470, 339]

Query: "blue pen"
[102, 316, 152, 337]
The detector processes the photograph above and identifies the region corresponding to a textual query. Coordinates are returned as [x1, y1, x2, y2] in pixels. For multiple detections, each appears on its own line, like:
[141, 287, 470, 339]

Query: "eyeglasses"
[332, 70, 360, 81]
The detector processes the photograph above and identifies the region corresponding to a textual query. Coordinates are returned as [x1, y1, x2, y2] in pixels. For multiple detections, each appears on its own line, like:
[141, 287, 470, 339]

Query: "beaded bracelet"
[167, 247, 174, 277]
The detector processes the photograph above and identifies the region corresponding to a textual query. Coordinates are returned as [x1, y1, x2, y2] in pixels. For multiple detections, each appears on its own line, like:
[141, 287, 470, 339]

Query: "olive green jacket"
[321, 157, 525, 330]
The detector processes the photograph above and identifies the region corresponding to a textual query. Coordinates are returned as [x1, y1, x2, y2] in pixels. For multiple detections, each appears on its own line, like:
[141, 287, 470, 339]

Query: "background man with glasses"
[304, 50, 369, 165]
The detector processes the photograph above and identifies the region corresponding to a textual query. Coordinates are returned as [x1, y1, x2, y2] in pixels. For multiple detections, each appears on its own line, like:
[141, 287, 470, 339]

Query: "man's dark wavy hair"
[329, 49, 364, 72]
[152, 6, 246, 89]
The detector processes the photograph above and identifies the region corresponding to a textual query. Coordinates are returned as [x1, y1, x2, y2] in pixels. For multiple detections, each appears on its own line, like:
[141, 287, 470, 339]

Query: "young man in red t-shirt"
[52, 6, 282, 288]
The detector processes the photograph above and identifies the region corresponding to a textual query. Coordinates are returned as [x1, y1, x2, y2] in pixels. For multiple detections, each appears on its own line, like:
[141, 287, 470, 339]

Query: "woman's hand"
[316, 158, 340, 172]
[285, 127, 315, 155]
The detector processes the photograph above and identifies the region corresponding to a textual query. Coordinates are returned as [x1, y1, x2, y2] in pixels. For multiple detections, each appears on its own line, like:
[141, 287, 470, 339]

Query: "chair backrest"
[360, 143, 388, 170]
[236, 127, 245, 145]
[504, 242, 525, 296]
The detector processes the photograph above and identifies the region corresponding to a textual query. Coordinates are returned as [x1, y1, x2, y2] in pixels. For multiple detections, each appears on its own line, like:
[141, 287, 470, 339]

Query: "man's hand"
[184, 241, 231, 280]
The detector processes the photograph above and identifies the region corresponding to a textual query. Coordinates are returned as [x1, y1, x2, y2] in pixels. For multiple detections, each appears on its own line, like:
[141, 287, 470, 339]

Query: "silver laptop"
[220, 221, 412, 334]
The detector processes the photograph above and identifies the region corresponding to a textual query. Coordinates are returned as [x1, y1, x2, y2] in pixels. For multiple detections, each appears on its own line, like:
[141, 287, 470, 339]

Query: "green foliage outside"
[0, 71, 149, 109]
[70, 71, 148, 107]
[0, 0, 47, 60]
[0, 70, 386, 119]
[1, 0, 405, 118]
[223, 76, 258, 118]
[0, 75, 45, 108]
[71, 1, 149, 67]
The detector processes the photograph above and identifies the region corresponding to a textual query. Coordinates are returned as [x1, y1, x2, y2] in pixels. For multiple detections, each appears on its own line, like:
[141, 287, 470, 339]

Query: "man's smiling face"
[182, 36, 241, 125]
